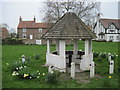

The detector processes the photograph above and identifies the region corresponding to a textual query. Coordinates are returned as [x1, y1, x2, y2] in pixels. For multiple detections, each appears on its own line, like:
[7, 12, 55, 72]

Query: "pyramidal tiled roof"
[42, 12, 96, 39]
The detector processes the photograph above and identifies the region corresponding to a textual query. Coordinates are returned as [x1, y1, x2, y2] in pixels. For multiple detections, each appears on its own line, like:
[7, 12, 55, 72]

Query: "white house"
[93, 14, 120, 42]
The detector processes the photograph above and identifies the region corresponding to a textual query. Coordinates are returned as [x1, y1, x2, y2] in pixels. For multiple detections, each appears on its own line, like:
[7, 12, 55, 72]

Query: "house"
[0, 27, 10, 39]
[17, 16, 53, 44]
[93, 14, 120, 42]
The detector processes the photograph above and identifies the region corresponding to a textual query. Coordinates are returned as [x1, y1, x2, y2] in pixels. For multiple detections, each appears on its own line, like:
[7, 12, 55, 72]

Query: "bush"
[35, 54, 40, 60]
[96, 40, 106, 42]
[93, 52, 99, 58]
[45, 71, 60, 84]
[2, 38, 24, 45]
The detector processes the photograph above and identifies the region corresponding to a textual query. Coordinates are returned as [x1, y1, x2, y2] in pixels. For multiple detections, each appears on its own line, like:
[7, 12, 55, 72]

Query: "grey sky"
[0, 1, 119, 33]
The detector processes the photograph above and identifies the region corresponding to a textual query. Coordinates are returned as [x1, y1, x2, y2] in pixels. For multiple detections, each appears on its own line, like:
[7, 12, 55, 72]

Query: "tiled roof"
[17, 21, 53, 29]
[100, 18, 120, 29]
[42, 12, 97, 39]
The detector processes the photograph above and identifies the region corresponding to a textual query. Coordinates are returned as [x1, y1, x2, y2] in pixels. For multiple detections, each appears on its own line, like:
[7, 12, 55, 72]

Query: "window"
[109, 30, 115, 33]
[23, 28, 26, 32]
[101, 35, 103, 39]
[30, 34, 33, 39]
[109, 25, 114, 29]
[116, 36, 119, 40]
[23, 34, 26, 39]
[39, 28, 42, 32]
[110, 36, 113, 39]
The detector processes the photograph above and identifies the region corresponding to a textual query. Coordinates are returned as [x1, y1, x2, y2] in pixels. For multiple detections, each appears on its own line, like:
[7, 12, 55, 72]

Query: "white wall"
[46, 53, 66, 72]
[80, 52, 93, 71]
[105, 34, 119, 42]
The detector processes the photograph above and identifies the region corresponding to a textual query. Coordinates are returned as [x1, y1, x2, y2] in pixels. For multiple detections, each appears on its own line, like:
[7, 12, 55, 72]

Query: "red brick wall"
[18, 28, 48, 39]
[0, 27, 9, 39]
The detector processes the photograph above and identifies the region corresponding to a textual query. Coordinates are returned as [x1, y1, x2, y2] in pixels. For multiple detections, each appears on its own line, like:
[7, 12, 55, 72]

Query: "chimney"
[97, 13, 101, 21]
[34, 15, 36, 22]
[19, 16, 22, 22]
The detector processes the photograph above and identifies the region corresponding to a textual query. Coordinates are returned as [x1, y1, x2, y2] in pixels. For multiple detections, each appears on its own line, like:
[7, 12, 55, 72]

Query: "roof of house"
[0, 27, 8, 31]
[17, 20, 53, 29]
[99, 18, 120, 29]
[42, 12, 96, 39]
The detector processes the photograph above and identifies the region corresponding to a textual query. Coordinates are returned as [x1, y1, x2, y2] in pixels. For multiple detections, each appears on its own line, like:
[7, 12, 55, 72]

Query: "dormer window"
[109, 25, 114, 29]
[23, 28, 26, 32]
[39, 28, 42, 32]
[109, 30, 115, 33]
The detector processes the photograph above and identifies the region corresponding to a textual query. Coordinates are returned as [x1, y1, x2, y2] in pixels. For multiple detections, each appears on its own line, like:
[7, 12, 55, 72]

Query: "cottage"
[17, 16, 53, 44]
[0, 27, 10, 39]
[42, 12, 96, 72]
[93, 14, 120, 42]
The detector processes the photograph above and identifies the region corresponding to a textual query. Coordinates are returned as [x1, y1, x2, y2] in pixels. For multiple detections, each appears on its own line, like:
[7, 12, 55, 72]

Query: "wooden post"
[71, 62, 75, 79]
[85, 39, 89, 56]
[47, 39, 50, 54]
[89, 39, 92, 53]
[59, 40, 65, 57]
[73, 39, 78, 55]
[56, 40, 59, 55]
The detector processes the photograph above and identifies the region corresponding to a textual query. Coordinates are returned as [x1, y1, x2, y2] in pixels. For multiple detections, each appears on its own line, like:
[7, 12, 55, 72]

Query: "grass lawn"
[2, 41, 119, 88]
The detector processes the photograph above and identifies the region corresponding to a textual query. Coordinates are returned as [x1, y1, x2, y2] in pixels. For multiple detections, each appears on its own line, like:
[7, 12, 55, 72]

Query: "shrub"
[93, 52, 99, 58]
[34, 54, 40, 60]
[2, 38, 24, 45]
[100, 53, 107, 58]
[45, 71, 60, 84]
[111, 55, 116, 60]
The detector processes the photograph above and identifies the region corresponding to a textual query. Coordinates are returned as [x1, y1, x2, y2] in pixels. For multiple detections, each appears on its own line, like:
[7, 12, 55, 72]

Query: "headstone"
[68, 53, 72, 67]
[71, 62, 75, 79]
[90, 61, 95, 78]
[109, 60, 114, 74]
[108, 53, 111, 62]
[22, 55, 25, 64]
[48, 65, 53, 73]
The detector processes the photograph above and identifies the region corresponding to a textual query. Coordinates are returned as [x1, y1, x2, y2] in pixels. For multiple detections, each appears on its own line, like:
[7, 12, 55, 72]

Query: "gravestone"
[109, 60, 114, 74]
[22, 55, 25, 64]
[71, 62, 75, 79]
[108, 53, 112, 62]
[90, 61, 95, 78]
[48, 65, 53, 73]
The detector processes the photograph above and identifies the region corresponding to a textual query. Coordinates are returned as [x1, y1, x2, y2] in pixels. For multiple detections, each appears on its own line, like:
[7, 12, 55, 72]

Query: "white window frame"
[23, 34, 26, 39]
[39, 28, 42, 32]
[23, 28, 26, 32]
[116, 36, 119, 40]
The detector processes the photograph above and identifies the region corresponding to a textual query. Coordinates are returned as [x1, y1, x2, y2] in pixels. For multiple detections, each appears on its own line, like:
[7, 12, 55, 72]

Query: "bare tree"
[42, 1, 100, 25]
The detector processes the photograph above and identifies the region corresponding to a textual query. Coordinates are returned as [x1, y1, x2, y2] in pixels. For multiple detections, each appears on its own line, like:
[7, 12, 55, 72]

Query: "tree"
[10, 28, 17, 38]
[42, 1, 100, 26]
[0, 23, 9, 29]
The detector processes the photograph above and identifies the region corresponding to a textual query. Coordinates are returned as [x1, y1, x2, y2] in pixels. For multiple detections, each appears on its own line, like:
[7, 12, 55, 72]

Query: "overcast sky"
[0, 0, 119, 32]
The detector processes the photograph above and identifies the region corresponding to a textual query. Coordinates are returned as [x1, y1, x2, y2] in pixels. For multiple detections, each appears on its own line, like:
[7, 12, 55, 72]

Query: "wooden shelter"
[42, 12, 97, 72]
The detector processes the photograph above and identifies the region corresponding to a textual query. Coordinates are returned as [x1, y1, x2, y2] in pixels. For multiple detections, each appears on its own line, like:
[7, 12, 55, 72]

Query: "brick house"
[0, 27, 10, 39]
[17, 16, 53, 44]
